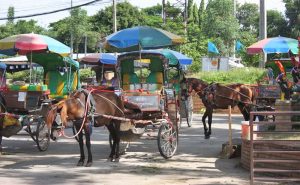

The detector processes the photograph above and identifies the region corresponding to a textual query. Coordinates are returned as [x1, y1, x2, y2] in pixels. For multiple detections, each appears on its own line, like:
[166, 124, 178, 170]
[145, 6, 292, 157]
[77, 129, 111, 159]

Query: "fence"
[250, 111, 300, 185]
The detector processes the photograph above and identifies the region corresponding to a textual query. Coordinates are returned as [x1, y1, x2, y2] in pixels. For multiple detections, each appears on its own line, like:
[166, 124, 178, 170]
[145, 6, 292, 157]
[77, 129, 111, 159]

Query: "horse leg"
[84, 124, 93, 167]
[238, 104, 250, 121]
[202, 109, 208, 138]
[76, 124, 85, 166]
[207, 108, 213, 137]
[106, 123, 116, 162]
[113, 121, 121, 162]
[0, 134, 2, 154]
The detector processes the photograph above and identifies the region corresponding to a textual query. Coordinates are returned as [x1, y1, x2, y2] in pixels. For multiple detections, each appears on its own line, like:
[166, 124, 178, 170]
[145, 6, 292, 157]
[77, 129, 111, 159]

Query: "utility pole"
[162, 0, 166, 25]
[84, 34, 87, 56]
[70, 0, 73, 56]
[113, 0, 117, 33]
[184, 0, 187, 35]
[259, 0, 267, 68]
[233, 0, 236, 58]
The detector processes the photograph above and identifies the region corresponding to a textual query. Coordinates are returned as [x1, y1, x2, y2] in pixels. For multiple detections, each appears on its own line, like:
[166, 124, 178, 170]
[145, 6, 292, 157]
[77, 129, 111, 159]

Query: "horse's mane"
[186, 77, 209, 86]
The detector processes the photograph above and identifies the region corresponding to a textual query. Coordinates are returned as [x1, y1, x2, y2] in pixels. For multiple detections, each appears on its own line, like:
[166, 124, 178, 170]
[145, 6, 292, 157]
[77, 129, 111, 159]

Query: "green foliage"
[236, 3, 259, 33]
[192, 67, 266, 84]
[79, 68, 95, 82]
[143, 4, 162, 16]
[7, 6, 14, 24]
[283, 0, 300, 37]
[6, 71, 30, 82]
[90, 2, 144, 36]
[198, 0, 205, 27]
[267, 10, 288, 37]
[203, 0, 239, 56]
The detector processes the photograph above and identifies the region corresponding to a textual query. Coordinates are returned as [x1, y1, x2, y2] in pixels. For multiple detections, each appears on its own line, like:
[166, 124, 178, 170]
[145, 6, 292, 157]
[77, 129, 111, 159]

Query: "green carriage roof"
[27, 53, 79, 71]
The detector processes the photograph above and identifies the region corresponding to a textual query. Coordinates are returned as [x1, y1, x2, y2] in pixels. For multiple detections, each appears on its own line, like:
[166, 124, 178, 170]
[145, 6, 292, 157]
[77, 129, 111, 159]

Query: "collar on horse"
[77, 89, 96, 121]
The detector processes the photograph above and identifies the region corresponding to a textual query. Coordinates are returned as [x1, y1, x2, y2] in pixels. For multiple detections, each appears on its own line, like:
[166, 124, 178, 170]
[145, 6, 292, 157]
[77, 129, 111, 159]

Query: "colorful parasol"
[79, 53, 117, 65]
[247, 36, 298, 55]
[0, 33, 70, 56]
[104, 26, 184, 52]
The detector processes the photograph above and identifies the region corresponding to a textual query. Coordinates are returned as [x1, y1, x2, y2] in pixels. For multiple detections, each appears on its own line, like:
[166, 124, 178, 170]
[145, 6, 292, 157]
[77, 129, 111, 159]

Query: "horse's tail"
[46, 107, 57, 129]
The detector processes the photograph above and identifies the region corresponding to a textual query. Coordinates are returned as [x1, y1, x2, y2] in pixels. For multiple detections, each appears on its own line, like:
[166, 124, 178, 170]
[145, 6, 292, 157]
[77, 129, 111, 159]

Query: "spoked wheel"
[157, 123, 178, 159]
[36, 117, 50, 151]
[109, 134, 130, 155]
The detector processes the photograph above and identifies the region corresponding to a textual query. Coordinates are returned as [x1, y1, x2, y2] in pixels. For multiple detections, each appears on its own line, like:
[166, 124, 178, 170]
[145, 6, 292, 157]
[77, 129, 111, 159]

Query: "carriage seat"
[45, 71, 70, 100]
[146, 72, 163, 91]
[122, 73, 140, 91]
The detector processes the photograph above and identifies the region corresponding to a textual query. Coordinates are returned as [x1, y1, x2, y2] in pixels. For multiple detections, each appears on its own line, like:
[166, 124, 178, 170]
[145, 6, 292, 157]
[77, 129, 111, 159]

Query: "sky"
[0, 0, 286, 28]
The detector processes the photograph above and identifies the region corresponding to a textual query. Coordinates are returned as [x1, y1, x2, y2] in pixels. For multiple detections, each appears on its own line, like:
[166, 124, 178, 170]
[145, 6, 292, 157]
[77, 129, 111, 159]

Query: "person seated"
[101, 71, 119, 89]
[276, 72, 290, 99]
[291, 66, 300, 84]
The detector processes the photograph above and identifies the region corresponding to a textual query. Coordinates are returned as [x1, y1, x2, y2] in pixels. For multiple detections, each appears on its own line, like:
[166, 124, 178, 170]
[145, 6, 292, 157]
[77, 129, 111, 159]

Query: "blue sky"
[0, 0, 285, 28]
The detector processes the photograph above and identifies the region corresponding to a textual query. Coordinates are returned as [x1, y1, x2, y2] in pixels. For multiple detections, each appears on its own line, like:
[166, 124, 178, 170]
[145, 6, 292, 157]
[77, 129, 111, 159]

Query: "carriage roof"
[28, 52, 79, 71]
[118, 49, 192, 67]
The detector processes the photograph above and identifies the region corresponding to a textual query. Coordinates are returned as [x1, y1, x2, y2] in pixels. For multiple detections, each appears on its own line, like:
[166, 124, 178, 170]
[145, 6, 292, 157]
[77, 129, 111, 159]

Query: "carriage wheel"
[109, 134, 130, 155]
[157, 123, 178, 159]
[36, 118, 50, 151]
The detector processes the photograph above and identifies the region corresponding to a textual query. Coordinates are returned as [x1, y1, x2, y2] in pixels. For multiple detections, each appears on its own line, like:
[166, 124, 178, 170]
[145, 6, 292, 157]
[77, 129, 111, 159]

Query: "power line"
[0, 0, 90, 15]
[0, 0, 101, 21]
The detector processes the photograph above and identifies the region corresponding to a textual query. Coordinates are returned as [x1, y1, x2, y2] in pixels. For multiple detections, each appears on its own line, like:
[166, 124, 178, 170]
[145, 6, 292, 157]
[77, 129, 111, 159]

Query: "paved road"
[0, 114, 251, 185]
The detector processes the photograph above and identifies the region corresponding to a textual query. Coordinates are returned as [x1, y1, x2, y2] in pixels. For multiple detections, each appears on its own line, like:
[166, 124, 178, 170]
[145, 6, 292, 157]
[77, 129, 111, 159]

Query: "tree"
[236, 3, 259, 33]
[7, 6, 14, 24]
[267, 10, 288, 37]
[283, 0, 300, 37]
[48, 8, 98, 53]
[90, 2, 144, 37]
[143, 4, 162, 16]
[203, 0, 239, 56]
[192, 4, 199, 25]
[198, 0, 205, 27]
[69, 8, 90, 54]
[187, 0, 194, 19]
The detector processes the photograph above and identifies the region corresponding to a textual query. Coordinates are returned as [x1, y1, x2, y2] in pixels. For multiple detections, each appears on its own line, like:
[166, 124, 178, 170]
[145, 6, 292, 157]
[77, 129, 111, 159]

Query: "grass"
[191, 67, 266, 85]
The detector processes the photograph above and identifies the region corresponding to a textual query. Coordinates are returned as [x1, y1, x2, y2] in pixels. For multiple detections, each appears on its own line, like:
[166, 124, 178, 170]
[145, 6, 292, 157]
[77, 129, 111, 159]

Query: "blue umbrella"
[79, 53, 117, 65]
[104, 26, 184, 52]
[0, 62, 7, 69]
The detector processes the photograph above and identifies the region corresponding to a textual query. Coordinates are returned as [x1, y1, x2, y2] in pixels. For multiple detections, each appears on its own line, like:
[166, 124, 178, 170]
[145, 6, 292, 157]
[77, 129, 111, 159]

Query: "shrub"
[192, 67, 266, 84]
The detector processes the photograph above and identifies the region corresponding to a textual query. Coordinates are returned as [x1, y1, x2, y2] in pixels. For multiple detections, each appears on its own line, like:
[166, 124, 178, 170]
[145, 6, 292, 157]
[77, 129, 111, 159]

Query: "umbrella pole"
[29, 51, 32, 84]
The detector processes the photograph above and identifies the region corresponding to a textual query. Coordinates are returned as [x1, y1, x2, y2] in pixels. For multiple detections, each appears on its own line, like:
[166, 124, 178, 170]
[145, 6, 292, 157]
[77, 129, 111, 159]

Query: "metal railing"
[250, 111, 300, 185]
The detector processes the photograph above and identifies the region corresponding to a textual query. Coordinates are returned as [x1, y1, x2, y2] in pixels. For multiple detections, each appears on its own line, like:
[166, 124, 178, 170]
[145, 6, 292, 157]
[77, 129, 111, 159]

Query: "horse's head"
[46, 91, 87, 128]
[181, 78, 208, 101]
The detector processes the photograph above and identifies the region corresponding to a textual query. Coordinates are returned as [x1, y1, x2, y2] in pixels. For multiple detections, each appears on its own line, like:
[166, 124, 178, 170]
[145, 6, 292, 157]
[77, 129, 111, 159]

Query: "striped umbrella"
[0, 33, 70, 56]
[247, 36, 298, 55]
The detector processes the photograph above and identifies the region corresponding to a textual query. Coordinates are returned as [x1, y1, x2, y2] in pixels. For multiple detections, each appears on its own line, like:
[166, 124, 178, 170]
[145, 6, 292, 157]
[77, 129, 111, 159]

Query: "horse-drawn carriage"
[0, 53, 79, 151]
[116, 49, 192, 158]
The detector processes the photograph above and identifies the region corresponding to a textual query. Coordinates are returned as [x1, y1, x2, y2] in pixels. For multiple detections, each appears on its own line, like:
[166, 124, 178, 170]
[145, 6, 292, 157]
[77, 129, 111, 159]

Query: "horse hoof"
[205, 135, 210, 139]
[77, 161, 84, 166]
[114, 158, 120, 162]
[107, 157, 113, 162]
[119, 151, 126, 155]
[85, 161, 92, 167]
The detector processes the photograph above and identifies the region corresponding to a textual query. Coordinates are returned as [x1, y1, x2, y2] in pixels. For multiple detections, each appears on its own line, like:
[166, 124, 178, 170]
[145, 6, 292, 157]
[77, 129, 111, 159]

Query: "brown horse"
[182, 78, 254, 139]
[46, 89, 125, 166]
